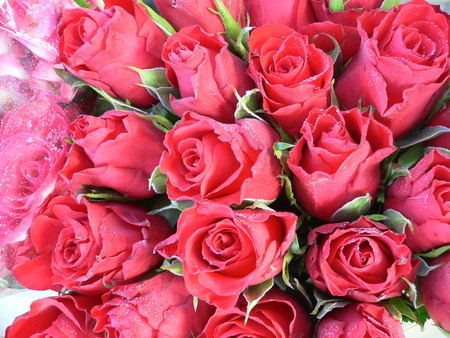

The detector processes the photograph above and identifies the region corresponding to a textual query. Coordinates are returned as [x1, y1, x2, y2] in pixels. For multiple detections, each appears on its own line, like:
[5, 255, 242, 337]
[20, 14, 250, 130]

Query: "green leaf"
[149, 166, 167, 194]
[135, 111, 174, 133]
[380, 0, 401, 10]
[330, 193, 372, 222]
[437, 324, 450, 337]
[395, 126, 450, 150]
[193, 296, 199, 312]
[243, 278, 274, 324]
[398, 143, 424, 169]
[73, 0, 92, 9]
[311, 289, 351, 319]
[137, 0, 176, 36]
[366, 214, 389, 222]
[388, 296, 428, 329]
[417, 245, 450, 259]
[160, 258, 184, 276]
[328, 0, 346, 12]
[234, 88, 264, 122]
[382, 209, 413, 234]
[424, 146, 450, 156]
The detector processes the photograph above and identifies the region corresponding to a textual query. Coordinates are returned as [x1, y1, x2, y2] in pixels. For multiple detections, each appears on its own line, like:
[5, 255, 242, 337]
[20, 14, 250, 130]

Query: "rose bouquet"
[1, 0, 450, 337]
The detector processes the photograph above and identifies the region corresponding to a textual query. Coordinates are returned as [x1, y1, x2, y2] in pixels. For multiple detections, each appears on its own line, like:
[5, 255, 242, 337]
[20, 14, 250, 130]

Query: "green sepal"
[330, 193, 372, 222]
[135, 110, 174, 133]
[159, 258, 184, 276]
[397, 143, 424, 169]
[243, 278, 274, 324]
[312, 34, 343, 77]
[382, 209, 413, 234]
[380, 0, 401, 10]
[234, 88, 265, 122]
[395, 126, 450, 150]
[137, 0, 176, 36]
[328, 0, 346, 12]
[416, 244, 450, 259]
[149, 166, 167, 194]
[388, 296, 428, 330]
[74, 0, 92, 9]
[311, 289, 351, 319]
[416, 256, 446, 277]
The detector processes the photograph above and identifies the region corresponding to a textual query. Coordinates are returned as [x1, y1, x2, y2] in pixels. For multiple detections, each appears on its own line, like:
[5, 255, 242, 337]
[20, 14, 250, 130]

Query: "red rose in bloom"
[10, 194, 172, 295]
[312, 0, 384, 27]
[92, 272, 215, 337]
[198, 288, 313, 338]
[306, 216, 419, 302]
[287, 106, 395, 221]
[0, 97, 69, 246]
[244, 0, 316, 30]
[5, 294, 102, 338]
[58, 2, 166, 108]
[160, 112, 282, 205]
[384, 149, 450, 253]
[156, 203, 297, 309]
[419, 251, 450, 331]
[60, 110, 165, 199]
[335, 0, 450, 140]
[162, 25, 254, 123]
[248, 24, 334, 138]
[425, 105, 450, 150]
[316, 302, 405, 338]
[153, 0, 246, 33]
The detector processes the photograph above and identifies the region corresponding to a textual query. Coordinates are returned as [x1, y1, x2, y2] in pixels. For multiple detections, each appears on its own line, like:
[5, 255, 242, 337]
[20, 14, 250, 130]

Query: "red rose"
[156, 203, 298, 309]
[160, 112, 282, 205]
[0, 97, 70, 246]
[425, 105, 450, 150]
[287, 106, 395, 221]
[153, 0, 246, 33]
[248, 24, 334, 138]
[306, 216, 419, 302]
[384, 149, 450, 253]
[92, 272, 215, 337]
[58, 2, 166, 108]
[60, 110, 166, 199]
[198, 288, 313, 337]
[419, 250, 450, 331]
[162, 25, 254, 123]
[5, 294, 102, 338]
[312, 0, 384, 27]
[316, 302, 405, 338]
[335, 0, 450, 140]
[244, 0, 316, 30]
[10, 194, 172, 295]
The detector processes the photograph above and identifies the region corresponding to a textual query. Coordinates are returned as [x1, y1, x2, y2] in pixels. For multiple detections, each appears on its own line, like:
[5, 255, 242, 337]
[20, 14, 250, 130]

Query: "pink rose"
[5, 294, 102, 338]
[92, 272, 215, 337]
[248, 24, 334, 138]
[0, 97, 70, 246]
[58, 2, 166, 108]
[287, 106, 395, 221]
[316, 302, 405, 337]
[419, 250, 450, 331]
[312, 0, 384, 27]
[384, 149, 450, 253]
[244, 0, 316, 30]
[199, 288, 313, 337]
[9, 194, 173, 295]
[306, 216, 419, 302]
[162, 25, 254, 123]
[159, 112, 282, 205]
[60, 110, 166, 199]
[153, 0, 246, 33]
[335, 0, 450, 140]
[156, 203, 297, 309]
[425, 105, 450, 150]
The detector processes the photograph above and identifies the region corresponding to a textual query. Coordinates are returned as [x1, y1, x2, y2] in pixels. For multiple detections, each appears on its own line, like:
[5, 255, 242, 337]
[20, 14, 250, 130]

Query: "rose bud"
[198, 288, 313, 337]
[287, 106, 395, 221]
[419, 250, 450, 331]
[335, 0, 450, 140]
[312, 0, 384, 27]
[160, 112, 282, 206]
[425, 105, 450, 150]
[5, 294, 102, 338]
[384, 149, 450, 253]
[316, 302, 405, 337]
[58, 2, 166, 108]
[92, 272, 215, 337]
[244, 0, 316, 30]
[9, 194, 173, 295]
[162, 25, 254, 123]
[153, 0, 246, 33]
[306, 216, 419, 303]
[0, 96, 70, 246]
[60, 110, 166, 199]
[248, 24, 334, 138]
[155, 203, 297, 309]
